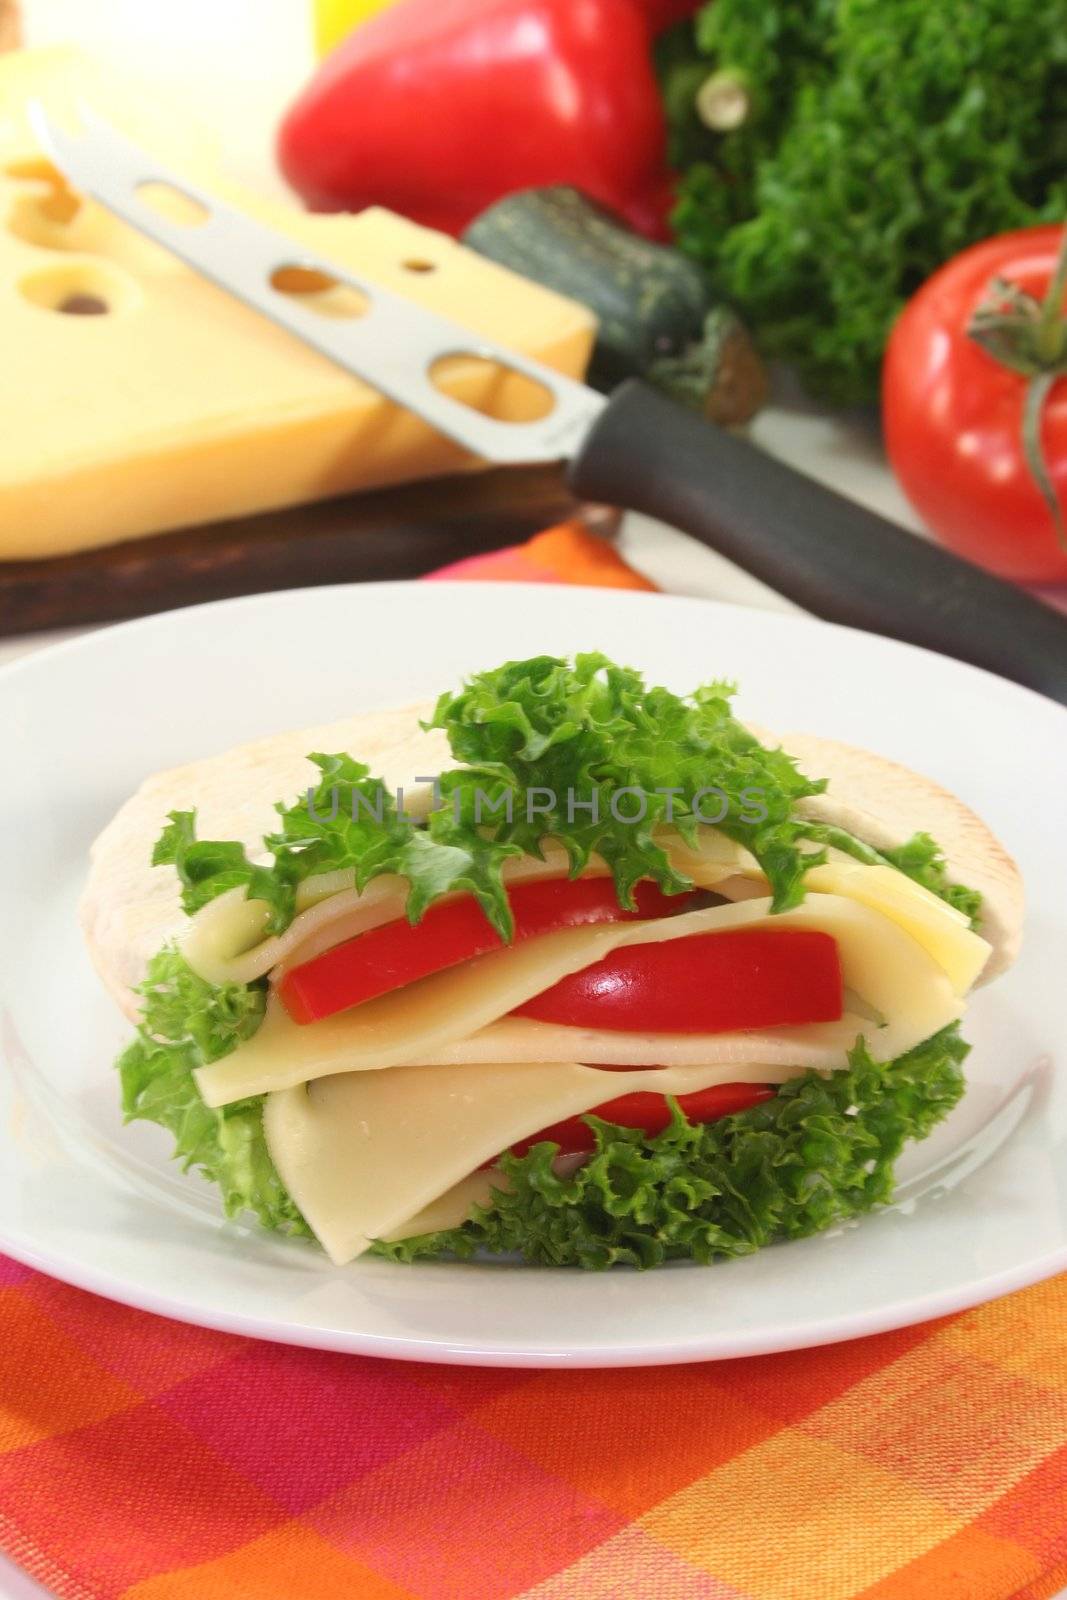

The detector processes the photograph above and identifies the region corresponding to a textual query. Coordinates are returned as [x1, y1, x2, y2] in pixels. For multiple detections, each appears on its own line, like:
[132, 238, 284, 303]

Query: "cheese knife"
[33, 104, 1067, 704]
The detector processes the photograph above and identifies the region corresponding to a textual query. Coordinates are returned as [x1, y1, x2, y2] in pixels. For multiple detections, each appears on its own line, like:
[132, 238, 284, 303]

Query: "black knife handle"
[568, 380, 1067, 704]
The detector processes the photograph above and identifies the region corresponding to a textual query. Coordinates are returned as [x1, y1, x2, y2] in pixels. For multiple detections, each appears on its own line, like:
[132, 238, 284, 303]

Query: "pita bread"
[783, 733, 1022, 983]
[81, 703, 447, 1019]
[81, 704, 1022, 1018]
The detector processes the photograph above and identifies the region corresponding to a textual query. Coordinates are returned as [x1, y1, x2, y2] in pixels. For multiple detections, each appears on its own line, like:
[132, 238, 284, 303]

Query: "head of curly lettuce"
[664, 0, 1067, 404]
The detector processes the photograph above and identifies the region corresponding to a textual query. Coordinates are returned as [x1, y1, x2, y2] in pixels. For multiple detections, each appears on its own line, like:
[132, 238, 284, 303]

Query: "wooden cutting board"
[0, 465, 591, 637]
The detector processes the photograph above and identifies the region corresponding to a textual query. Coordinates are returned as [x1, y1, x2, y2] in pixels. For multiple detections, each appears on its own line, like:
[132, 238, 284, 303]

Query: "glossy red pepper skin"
[504, 1080, 777, 1161]
[277, 876, 692, 1024]
[514, 929, 844, 1033]
[278, 0, 673, 239]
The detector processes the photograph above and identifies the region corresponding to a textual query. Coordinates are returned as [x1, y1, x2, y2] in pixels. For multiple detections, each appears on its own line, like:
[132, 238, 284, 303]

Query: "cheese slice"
[264, 1058, 812, 1265]
[380, 1169, 507, 1244]
[0, 49, 595, 557]
[802, 862, 989, 995]
[392, 1015, 889, 1069]
[182, 829, 987, 1001]
[196, 893, 962, 1107]
[181, 826, 760, 989]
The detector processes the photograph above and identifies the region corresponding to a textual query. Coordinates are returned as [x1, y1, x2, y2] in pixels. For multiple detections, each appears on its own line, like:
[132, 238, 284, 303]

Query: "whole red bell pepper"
[278, 0, 675, 240]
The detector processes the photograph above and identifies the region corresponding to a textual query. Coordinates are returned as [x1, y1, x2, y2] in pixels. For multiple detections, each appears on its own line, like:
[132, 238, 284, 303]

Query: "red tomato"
[278, 877, 691, 1024]
[506, 1079, 776, 1160]
[884, 226, 1067, 583]
[513, 929, 842, 1033]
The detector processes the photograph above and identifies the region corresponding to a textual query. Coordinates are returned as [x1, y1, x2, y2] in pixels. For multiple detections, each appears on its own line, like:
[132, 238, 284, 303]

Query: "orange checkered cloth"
[2, 528, 1064, 1600]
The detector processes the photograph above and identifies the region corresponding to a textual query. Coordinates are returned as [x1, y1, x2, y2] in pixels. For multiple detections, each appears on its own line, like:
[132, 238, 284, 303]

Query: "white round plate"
[1, 582, 1064, 1367]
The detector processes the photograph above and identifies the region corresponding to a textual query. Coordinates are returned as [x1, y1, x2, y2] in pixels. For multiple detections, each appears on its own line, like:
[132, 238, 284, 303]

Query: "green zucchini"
[462, 185, 766, 425]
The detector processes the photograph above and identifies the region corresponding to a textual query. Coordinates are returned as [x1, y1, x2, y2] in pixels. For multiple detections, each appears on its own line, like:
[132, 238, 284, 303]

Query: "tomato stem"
[1022, 371, 1066, 551]
[1037, 225, 1067, 363]
[1030, 226, 1067, 548]
[968, 224, 1067, 553]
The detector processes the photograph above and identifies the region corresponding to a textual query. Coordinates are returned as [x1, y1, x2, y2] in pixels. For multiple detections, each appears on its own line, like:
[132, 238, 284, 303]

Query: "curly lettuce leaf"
[153, 811, 294, 932]
[428, 654, 827, 920]
[671, 0, 1066, 402]
[150, 655, 829, 938]
[880, 834, 983, 927]
[149, 655, 980, 942]
[271, 752, 523, 941]
[375, 1025, 969, 1269]
[117, 947, 309, 1236]
[798, 821, 983, 929]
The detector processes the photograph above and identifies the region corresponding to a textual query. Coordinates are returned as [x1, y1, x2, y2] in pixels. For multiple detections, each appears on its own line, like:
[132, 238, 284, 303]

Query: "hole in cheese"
[17, 261, 139, 317]
[135, 180, 210, 229]
[403, 258, 436, 274]
[269, 264, 369, 320]
[428, 353, 557, 424]
[59, 293, 108, 316]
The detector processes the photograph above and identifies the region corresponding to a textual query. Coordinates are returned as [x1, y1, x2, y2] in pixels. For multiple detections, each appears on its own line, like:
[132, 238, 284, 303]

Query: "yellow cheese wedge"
[0, 49, 595, 558]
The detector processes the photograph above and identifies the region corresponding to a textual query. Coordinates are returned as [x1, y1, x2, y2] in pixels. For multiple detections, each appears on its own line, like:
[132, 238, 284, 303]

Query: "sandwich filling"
[114, 655, 992, 1269]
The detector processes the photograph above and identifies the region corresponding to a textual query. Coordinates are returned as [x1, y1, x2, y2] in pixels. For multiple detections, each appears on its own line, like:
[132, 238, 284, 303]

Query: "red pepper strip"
[278, 877, 693, 1024]
[514, 929, 843, 1033]
[504, 1079, 776, 1161]
[278, 0, 673, 239]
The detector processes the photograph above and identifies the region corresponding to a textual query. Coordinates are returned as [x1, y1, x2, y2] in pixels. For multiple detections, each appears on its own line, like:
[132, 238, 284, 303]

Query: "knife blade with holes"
[32, 103, 1067, 704]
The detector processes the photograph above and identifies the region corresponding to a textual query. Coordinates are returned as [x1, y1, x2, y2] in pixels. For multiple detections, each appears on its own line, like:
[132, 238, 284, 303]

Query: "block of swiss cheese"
[0, 49, 596, 558]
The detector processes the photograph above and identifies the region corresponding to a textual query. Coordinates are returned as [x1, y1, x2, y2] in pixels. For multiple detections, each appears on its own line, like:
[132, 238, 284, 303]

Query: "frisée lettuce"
[377, 1026, 969, 1269]
[152, 654, 980, 940]
[117, 948, 310, 1237]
